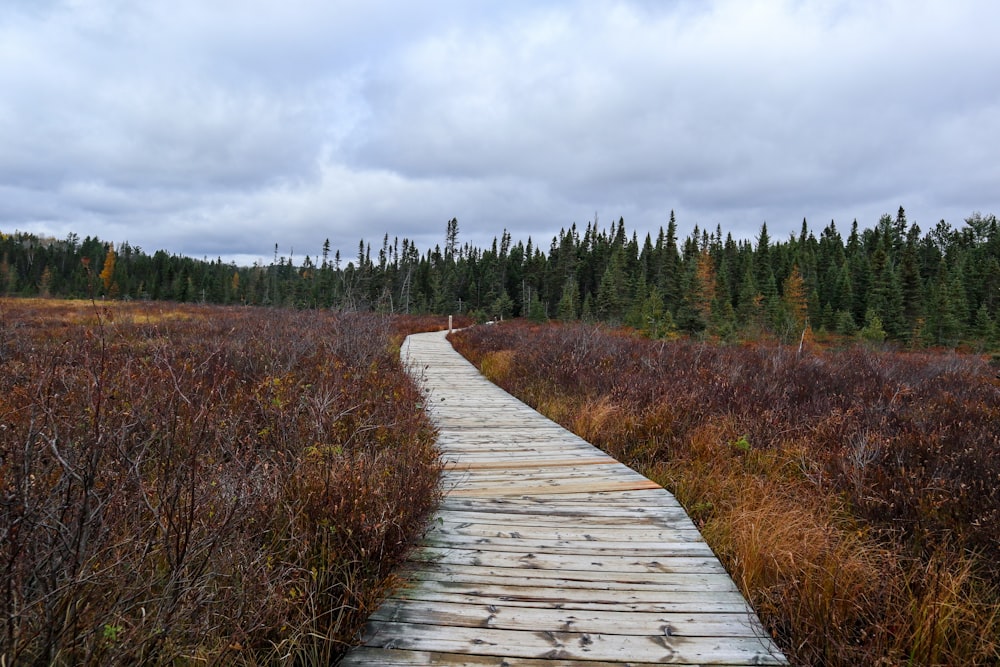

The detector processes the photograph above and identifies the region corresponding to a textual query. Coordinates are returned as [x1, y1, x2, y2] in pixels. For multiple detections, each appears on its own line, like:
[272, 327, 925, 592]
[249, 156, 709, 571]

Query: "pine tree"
[899, 225, 924, 339]
[445, 218, 459, 262]
[817, 220, 845, 315]
[755, 222, 773, 288]
[733, 256, 758, 326]
[892, 206, 908, 253]
[656, 212, 682, 313]
[835, 309, 858, 336]
[596, 248, 628, 322]
[556, 277, 580, 321]
[924, 260, 968, 347]
[776, 264, 809, 342]
[693, 250, 717, 331]
[676, 249, 716, 334]
[833, 261, 855, 329]
[581, 292, 595, 322]
[492, 290, 514, 320]
[846, 221, 871, 323]
[634, 287, 675, 339]
[527, 291, 547, 322]
[972, 304, 998, 349]
[868, 244, 905, 339]
[751, 223, 779, 328]
[860, 309, 887, 344]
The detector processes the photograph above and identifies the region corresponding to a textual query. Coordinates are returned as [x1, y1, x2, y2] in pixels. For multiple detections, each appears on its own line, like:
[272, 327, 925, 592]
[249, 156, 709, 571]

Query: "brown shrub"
[0, 299, 440, 665]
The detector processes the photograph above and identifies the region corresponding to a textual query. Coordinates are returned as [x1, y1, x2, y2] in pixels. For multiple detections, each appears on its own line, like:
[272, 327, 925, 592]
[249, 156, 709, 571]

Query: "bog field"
[0, 299, 446, 665]
[3, 298, 999, 666]
[452, 321, 1000, 666]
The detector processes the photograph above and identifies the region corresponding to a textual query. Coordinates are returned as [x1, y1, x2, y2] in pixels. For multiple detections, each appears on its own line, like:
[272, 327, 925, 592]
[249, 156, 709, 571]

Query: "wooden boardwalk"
[340, 330, 787, 666]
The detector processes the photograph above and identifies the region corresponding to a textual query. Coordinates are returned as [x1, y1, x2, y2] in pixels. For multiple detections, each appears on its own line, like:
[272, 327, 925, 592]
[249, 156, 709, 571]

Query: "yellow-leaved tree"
[99, 247, 118, 297]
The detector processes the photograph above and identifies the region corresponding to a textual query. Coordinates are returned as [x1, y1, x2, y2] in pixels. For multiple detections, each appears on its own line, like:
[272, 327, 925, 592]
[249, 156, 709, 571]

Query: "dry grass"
[478, 349, 517, 384]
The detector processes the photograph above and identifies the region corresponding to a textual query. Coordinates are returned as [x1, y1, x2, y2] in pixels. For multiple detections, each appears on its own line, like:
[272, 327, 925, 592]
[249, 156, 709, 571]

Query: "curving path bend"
[340, 329, 787, 666]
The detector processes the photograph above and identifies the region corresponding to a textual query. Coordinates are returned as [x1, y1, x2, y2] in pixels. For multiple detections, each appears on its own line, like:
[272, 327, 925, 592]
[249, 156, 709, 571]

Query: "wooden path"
[340, 330, 787, 666]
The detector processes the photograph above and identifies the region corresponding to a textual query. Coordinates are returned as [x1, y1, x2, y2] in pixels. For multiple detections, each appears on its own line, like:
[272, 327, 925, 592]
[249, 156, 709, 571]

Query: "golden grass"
[479, 349, 516, 383]
[648, 425, 1000, 666]
[1, 296, 208, 328]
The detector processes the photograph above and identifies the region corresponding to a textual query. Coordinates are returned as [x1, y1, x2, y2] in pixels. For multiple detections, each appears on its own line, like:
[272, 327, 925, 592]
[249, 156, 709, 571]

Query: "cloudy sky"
[2, 0, 998, 265]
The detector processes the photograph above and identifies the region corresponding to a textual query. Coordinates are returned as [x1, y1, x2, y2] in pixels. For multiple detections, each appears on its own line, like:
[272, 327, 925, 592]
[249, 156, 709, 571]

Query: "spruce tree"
[656, 212, 682, 313]
[973, 304, 998, 349]
[899, 225, 924, 339]
[846, 221, 871, 324]
[868, 244, 905, 339]
[777, 264, 809, 342]
[492, 290, 514, 320]
[596, 247, 628, 322]
[924, 260, 968, 347]
[556, 276, 580, 321]
[860, 309, 887, 344]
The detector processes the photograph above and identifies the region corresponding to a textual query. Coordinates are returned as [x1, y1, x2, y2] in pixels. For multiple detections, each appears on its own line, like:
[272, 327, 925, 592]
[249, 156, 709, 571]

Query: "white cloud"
[1, 0, 998, 260]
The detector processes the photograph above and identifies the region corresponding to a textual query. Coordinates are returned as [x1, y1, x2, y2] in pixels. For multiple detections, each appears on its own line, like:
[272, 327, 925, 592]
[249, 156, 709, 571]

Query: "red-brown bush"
[0, 300, 440, 665]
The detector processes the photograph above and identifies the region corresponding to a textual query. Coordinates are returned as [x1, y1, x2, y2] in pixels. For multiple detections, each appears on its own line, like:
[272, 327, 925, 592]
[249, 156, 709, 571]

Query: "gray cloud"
[2, 0, 999, 263]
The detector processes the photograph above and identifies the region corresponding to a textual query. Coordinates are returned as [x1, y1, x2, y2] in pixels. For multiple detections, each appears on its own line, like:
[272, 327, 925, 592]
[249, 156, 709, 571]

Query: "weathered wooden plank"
[430, 507, 688, 523]
[430, 508, 694, 527]
[340, 647, 711, 666]
[438, 443, 605, 453]
[440, 450, 602, 460]
[438, 487, 685, 505]
[440, 444, 583, 453]
[403, 565, 740, 593]
[419, 533, 715, 555]
[445, 479, 663, 497]
[356, 622, 785, 664]
[436, 495, 686, 514]
[443, 477, 660, 493]
[442, 469, 648, 486]
[411, 546, 728, 575]
[405, 561, 736, 588]
[381, 588, 756, 615]
[390, 579, 749, 607]
[438, 436, 598, 444]
[368, 599, 765, 637]
[424, 520, 704, 542]
[428, 514, 695, 534]
[439, 442, 605, 451]
[440, 491, 676, 506]
[444, 463, 645, 478]
[446, 457, 614, 470]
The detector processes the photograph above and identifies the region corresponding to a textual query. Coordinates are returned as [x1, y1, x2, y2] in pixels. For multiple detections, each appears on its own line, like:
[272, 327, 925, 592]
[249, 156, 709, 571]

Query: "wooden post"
[448, 315, 453, 333]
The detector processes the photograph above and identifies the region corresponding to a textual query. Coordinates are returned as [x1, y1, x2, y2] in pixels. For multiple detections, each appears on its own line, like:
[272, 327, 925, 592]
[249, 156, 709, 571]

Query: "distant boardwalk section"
[341, 330, 787, 666]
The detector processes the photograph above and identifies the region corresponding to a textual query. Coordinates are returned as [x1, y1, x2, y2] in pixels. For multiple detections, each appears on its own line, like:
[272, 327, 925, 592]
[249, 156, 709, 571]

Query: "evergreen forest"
[3, 207, 999, 348]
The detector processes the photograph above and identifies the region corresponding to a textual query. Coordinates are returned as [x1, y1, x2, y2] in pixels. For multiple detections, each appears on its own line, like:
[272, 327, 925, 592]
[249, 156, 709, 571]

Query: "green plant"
[731, 434, 751, 453]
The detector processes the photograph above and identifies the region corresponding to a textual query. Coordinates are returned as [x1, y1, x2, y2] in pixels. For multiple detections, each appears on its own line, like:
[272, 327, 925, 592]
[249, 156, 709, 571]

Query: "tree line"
[2, 207, 998, 348]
